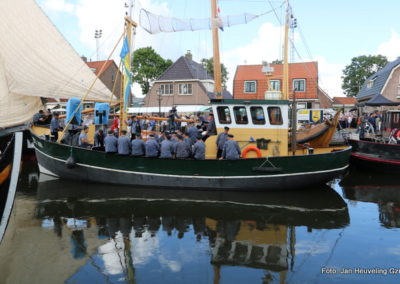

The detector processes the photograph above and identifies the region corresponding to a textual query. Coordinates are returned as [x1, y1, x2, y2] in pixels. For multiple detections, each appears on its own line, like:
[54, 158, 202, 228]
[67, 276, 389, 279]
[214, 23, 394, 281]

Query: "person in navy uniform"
[193, 135, 205, 160]
[117, 130, 131, 155]
[159, 134, 175, 158]
[175, 134, 191, 159]
[131, 135, 145, 157]
[220, 134, 241, 160]
[203, 113, 217, 140]
[78, 126, 92, 149]
[94, 129, 105, 148]
[145, 134, 160, 157]
[50, 112, 61, 142]
[104, 129, 118, 154]
[187, 122, 199, 145]
[216, 126, 229, 159]
[183, 132, 193, 147]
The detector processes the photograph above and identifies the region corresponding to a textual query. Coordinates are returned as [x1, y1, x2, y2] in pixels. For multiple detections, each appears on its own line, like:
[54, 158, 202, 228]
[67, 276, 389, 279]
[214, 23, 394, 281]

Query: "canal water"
[1, 161, 400, 284]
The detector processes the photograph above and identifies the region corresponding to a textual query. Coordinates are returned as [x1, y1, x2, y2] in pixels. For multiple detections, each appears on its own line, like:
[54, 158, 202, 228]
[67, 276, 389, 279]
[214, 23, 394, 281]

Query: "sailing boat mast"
[282, 0, 290, 100]
[211, 0, 222, 99]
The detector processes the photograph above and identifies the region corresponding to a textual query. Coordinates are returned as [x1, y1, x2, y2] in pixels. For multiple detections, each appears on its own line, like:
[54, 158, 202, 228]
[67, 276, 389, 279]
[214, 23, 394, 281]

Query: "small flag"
[120, 36, 131, 109]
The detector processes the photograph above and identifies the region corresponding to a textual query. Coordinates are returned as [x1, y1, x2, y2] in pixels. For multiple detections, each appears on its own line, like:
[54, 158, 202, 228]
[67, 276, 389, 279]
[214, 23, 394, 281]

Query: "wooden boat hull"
[348, 139, 400, 173]
[32, 133, 351, 190]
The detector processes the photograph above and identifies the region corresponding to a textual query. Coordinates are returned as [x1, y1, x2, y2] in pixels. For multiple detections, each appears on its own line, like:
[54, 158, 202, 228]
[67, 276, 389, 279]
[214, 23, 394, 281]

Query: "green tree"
[201, 58, 229, 89]
[132, 47, 173, 95]
[341, 55, 388, 97]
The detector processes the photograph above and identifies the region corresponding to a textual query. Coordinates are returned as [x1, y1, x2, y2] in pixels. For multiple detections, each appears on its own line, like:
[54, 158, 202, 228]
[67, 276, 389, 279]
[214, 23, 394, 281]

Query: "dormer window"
[244, 81, 256, 93]
[367, 79, 375, 89]
[293, 79, 306, 92]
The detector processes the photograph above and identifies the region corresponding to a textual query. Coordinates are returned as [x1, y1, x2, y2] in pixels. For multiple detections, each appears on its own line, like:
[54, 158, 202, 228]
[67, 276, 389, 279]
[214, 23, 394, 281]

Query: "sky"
[36, 0, 400, 98]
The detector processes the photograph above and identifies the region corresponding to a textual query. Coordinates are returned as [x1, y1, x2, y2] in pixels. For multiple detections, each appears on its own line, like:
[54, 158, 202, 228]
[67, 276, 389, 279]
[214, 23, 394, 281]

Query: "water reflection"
[0, 162, 350, 284]
[341, 169, 400, 228]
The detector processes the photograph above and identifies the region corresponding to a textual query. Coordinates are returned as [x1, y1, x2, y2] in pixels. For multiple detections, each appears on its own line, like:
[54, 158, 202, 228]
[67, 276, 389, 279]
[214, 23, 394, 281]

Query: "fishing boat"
[29, 0, 351, 190]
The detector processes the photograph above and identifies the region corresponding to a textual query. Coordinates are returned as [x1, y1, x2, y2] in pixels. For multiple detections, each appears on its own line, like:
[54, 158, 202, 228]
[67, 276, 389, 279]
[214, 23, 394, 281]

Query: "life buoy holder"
[242, 146, 262, 158]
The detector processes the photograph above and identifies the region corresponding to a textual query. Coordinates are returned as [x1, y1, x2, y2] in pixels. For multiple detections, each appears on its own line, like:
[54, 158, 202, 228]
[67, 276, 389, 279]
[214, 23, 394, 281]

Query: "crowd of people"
[33, 108, 242, 161]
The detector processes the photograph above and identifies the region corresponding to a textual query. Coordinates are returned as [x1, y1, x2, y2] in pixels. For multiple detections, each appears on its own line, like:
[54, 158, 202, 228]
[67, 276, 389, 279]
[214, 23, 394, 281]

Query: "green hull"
[32, 133, 351, 190]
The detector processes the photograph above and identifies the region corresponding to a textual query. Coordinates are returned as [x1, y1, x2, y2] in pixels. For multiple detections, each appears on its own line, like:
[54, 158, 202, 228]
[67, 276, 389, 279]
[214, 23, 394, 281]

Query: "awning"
[365, 94, 400, 106]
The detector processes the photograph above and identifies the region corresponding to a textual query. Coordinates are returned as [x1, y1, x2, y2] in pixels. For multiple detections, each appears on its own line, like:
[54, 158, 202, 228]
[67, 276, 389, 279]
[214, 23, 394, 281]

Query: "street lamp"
[94, 29, 102, 61]
[157, 88, 162, 131]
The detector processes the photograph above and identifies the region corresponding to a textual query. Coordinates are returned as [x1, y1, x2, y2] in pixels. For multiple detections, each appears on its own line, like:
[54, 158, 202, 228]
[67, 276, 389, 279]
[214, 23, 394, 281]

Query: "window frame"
[269, 80, 281, 91]
[293, 79, 306, 92]
[244, 80, 257, 93]
[178, 83, 193, 95]
[233, 106, 249, 125]
[216, 106, 232, 124]
[267, 106, 283, 125]
[160, 84, 174, 96]
[250, 106, 266, 125]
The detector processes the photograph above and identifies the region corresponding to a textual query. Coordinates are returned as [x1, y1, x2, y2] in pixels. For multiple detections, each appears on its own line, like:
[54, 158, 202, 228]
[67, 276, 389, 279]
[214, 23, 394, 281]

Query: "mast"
[282, 0, 290, 100]
[211, 0, 222, 98]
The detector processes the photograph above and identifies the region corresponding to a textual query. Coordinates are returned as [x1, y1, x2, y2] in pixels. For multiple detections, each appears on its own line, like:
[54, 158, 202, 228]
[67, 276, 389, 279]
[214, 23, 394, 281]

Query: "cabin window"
[217, 106, 232, 124]
[244, 81, 256, 93]
[233, 106, 249, 124]
[293, 79, 306, 92]
[178, 83, 192, 95]
[269, 80, 280, 91]
[268, 107, 283, 125]
[250, 106, 265, 125]
[160, 84, 173, 95]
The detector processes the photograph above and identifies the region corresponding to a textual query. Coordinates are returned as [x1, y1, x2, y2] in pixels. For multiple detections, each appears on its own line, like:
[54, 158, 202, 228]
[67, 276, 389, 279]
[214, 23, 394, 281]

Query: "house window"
[268, 107, 283, 125]
[293, 79, 306, 92]
[217, 106, 231, 124]
[250, 106, 265, 125]
[367, 80, 374, 89]
[244, 81, 257, 93]
[160, 84, 173, 95]
[178, 83, 192, 95]
[269, 80, 280, 91]
[233, 106, 248, 124]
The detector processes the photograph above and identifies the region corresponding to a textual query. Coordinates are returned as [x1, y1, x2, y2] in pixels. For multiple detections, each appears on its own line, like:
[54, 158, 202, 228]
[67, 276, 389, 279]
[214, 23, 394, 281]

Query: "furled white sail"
[139, 8, 269, 34]
[0, 0, 114, 128]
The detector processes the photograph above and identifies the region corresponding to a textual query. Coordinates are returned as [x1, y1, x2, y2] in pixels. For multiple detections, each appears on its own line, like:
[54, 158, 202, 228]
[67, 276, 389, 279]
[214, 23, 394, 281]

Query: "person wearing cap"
[187, 123, 199, 144]
[193, 135, 206, 160]
[221, 134, 241, 160]
[159, 134, 175, 158]
[117, 130, 131, 155]
[131, 135, 146, 157]
[216, 126, 230, 159]
[183, 132, 193, 147]
[203, 113, 217, 139]
[167, 106, 180, 132]
[79, 126, 92, 149]
[104, 129, 118, 154]
[50, 112, 61, 142]
[145, 134, 160, 157]
[175, 134, 191, 159]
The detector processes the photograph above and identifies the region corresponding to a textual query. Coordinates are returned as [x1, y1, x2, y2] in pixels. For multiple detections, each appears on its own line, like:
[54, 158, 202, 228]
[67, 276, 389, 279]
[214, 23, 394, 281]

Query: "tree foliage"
[201, 57, 229, 89]
[341, 55, 388, 97]
[132, 47, 173, 95]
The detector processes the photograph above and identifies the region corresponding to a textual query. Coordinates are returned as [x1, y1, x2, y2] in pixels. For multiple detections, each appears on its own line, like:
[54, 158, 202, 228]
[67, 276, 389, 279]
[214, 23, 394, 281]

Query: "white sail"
[0, 0, 114, 127]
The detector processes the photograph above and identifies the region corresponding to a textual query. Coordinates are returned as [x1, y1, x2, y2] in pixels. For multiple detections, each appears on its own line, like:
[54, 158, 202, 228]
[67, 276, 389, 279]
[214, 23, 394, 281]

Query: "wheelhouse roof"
[210, 99, 289, 105]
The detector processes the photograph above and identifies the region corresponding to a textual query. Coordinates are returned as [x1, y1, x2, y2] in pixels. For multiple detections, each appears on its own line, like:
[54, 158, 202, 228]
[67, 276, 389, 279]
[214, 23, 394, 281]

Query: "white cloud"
[296, 240, 330, 255]
[42, 0, 75, 13]
[316, 56, 345, 97]
[377, 30, 400, 61]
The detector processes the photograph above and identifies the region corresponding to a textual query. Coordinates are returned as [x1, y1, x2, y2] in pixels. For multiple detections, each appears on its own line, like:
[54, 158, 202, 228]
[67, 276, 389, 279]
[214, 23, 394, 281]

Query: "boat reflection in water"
[30, 175, 349, 283]
[341, 168, 400, 228]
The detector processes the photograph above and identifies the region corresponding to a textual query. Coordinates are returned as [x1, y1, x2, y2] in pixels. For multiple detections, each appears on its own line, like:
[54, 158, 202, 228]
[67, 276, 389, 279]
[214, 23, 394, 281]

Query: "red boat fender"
[242, 146, 262, 158]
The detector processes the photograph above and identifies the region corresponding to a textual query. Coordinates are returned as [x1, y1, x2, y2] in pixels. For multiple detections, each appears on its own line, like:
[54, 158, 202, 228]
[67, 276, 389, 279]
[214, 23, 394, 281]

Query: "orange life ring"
[242, 146, 262, 158]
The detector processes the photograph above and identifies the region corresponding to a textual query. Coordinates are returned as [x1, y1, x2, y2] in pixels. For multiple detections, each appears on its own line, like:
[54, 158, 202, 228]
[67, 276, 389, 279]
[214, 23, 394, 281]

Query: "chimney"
[81, 55, 87, 62]
[185, 50, 192, 60]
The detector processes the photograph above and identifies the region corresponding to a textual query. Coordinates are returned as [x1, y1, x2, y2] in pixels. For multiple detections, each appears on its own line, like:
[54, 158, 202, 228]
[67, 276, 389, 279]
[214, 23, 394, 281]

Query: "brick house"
[85, 59, 122, 99]
[233, 62, 331, 109]
[357, 58, 400, 103]
[332, 97, 357, 112]
[144, 52, 231, 110]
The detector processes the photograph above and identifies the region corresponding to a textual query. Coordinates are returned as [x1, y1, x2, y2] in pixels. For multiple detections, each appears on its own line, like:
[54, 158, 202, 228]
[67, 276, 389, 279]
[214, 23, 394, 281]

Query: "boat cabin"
[205, 99, 289, 158]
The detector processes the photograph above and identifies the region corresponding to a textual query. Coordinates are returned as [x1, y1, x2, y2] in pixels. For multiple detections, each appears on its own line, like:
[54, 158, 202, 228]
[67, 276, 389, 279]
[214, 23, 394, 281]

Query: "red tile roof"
[86, 60, 115, 76]
[333, 97, 357, 105]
